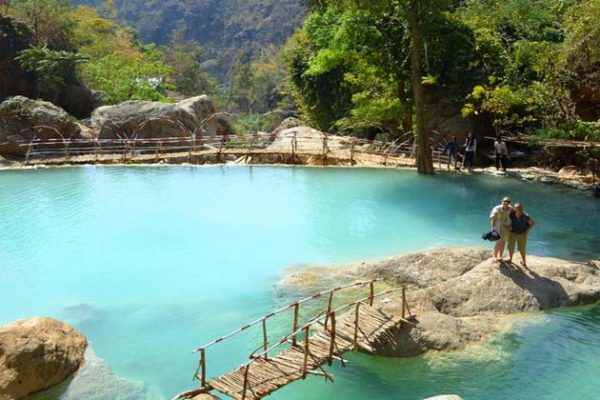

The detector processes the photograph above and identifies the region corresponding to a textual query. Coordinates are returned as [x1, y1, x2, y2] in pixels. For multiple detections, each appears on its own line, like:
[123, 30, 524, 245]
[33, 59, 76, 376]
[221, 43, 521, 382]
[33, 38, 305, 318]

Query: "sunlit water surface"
[1, 166, 599, 400]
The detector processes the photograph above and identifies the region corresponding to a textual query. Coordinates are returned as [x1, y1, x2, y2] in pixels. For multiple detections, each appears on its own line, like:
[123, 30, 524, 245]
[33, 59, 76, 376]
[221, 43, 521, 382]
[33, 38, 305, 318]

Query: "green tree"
[162, 29, 218, 97]
[16, 45, 88, 98]
[9, 0, 75, 50]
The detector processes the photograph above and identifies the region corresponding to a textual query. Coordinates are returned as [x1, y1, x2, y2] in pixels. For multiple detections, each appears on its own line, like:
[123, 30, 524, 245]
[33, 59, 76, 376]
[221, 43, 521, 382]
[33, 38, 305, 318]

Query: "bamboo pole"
[328, 312, 336, 366]
[301, 326, 310, 379]
[199, 349, 206, 387]
[369, 281, 374, 306]
[402, 287, 406, 319]
[292, 303, 299, 346]
[350, 138, 355, 165]
[353, 303, 360, 350]
[324, 291, 334, 331]
[262, 319, 268, 360]
[241, 364, 250, 400]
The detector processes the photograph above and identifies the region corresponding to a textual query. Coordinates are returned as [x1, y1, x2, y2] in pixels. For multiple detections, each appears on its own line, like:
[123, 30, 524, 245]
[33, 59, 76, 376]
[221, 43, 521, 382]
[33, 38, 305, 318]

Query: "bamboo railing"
[1, 122, 448, 167]
[181, 279, 412, 400]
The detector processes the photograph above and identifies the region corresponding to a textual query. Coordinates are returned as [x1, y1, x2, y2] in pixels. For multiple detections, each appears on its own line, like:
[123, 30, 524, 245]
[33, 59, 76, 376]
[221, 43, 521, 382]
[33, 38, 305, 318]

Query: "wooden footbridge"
[2, 122, 448, 168]
[174, 279, 413, 400]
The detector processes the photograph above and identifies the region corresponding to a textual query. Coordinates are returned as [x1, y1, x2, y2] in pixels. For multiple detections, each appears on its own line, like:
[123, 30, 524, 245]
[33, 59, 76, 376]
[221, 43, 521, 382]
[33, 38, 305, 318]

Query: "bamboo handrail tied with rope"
[184, 279, 413, 400]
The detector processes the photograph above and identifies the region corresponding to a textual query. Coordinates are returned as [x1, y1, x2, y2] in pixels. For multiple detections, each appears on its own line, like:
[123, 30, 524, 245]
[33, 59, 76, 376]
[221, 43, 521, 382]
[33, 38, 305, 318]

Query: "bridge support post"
[328, 312, 336, 365]
[353, 303, 361, 350]
[242, 364, 250, 400]
[292, 303, 299, 346]
[262, 319, 269, 360]
[199, 349, 206, 387]
[369, 282, 374, 306]
[324, 292, 334, 331]
[301, 326, 310, 379]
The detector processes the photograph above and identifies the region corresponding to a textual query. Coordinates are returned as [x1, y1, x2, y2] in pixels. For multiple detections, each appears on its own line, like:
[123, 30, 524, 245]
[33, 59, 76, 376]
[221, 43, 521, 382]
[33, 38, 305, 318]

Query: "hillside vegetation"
[75, 0, 306, 81]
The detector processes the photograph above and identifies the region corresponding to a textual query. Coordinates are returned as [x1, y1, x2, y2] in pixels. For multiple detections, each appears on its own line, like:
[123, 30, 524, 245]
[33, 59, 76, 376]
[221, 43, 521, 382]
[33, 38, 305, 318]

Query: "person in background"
[490, 196, 513, 262]
[444, 136, 459, 170]
[494, 136, 509, 172]
[508, 202, 535, 267]
[463, 133, 477, 170]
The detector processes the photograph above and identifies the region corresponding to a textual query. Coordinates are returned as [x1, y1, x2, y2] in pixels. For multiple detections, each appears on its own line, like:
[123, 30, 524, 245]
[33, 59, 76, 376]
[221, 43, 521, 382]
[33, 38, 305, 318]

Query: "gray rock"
[0, 96, 82, 156]
[278, 247, 600, 358]
[0, 317, 88, 399]
[91, 96, 226, 139]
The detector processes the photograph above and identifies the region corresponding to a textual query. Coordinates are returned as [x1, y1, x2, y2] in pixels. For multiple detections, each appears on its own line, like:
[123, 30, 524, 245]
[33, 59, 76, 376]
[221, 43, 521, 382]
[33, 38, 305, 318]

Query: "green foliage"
[535, 121, 600, 142]
[162, 29, 218, 97]
[7, 0, 76, 49]
[80, 45, 173, 103]
[16, 45, 88, 96]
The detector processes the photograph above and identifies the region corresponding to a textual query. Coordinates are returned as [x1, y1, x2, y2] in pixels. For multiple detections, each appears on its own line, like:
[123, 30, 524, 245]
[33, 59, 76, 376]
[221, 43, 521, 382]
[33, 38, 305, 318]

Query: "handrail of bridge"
[193, 278, 384, 354]
[185, 279, 412, 400]
[3, 128, 450, 167]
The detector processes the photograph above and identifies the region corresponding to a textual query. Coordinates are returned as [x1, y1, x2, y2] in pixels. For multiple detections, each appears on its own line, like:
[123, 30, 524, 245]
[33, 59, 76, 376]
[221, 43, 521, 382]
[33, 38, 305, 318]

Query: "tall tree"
[303, 0, 448, 174]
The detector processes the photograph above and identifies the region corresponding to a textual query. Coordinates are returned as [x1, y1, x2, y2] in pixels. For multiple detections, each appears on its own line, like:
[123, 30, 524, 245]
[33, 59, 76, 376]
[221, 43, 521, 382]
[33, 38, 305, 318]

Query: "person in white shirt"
[490, 196, 513, 262]
[494, 136, 508, 172]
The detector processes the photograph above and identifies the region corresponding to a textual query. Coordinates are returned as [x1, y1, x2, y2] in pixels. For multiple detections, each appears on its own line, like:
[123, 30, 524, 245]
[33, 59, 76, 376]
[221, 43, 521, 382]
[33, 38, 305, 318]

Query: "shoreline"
[1, 158, 597, 195]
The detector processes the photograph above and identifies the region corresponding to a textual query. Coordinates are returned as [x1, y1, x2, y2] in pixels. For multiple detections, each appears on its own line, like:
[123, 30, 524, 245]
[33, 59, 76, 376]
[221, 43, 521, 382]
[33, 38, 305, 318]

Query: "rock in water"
[90, 95, 227, 139]
[0, 317, 88, 400]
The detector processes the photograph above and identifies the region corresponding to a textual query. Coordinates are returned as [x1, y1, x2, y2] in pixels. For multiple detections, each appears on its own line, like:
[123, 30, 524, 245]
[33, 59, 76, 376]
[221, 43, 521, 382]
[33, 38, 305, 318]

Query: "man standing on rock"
[490, 197, 513, 262]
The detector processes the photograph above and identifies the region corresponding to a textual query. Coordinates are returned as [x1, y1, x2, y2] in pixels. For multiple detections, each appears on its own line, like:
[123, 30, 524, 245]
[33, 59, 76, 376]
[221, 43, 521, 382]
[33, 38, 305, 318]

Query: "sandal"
[520, 261, 527, 268]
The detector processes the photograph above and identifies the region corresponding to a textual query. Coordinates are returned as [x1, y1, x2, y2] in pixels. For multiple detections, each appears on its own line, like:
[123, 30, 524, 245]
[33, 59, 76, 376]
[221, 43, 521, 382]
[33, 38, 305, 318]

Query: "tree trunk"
[408, 0, 434, 174]
[397, 80, 412, 134]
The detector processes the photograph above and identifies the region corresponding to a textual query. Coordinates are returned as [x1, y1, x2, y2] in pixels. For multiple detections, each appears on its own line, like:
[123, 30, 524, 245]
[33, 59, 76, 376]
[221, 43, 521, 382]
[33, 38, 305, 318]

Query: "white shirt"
[494, 141, 508, 156]
[490, 204, 512, 229]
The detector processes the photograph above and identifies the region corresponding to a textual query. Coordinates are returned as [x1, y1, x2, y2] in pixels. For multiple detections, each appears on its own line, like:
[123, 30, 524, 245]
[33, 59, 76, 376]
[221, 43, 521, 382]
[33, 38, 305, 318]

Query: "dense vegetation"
[284, 0, 600, 145]
[74, 0, 306, 81]
[2, 0, 599, 160]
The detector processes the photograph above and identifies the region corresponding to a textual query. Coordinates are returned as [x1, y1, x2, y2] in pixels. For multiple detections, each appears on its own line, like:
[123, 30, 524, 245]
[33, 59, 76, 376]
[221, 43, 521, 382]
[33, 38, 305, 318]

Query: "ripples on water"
[1, 166, 599, 400]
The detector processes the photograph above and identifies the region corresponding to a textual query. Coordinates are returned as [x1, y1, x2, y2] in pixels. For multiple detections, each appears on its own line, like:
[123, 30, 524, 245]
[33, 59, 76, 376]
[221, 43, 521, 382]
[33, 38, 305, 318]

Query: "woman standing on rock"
[508, 202, 535, 267]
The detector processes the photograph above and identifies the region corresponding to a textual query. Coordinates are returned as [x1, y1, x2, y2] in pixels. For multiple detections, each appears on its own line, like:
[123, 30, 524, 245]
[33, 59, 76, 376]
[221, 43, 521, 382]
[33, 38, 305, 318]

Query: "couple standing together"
[490, 197, 535, 266]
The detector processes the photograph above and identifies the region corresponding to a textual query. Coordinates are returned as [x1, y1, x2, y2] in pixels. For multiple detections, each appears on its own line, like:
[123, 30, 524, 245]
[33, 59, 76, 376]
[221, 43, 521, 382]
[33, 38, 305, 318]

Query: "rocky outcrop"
[267, 126, 351, 153]
[91, 96, 228, 140]
[0, 96, 82, 156]
[0, 317, 88, 400]
[0, 16, 98, 118]
[278, 248, 600, 357]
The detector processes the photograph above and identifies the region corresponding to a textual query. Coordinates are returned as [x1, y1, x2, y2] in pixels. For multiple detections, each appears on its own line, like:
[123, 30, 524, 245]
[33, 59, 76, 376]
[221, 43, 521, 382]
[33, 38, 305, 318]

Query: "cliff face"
[0, 15, 98, 118]
[0, 16, 37, 102]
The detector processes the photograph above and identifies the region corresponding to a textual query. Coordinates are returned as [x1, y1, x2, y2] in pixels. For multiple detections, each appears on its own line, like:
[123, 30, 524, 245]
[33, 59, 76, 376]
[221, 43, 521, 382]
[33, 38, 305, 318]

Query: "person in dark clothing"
[444, 136, 459, 170]
[463, 133, 476, 170]
[507, 202, 535, 267]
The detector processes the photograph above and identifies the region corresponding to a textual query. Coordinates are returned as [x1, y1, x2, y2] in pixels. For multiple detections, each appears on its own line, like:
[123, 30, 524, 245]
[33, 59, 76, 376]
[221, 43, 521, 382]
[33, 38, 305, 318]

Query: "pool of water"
[1, 166, 599, 400]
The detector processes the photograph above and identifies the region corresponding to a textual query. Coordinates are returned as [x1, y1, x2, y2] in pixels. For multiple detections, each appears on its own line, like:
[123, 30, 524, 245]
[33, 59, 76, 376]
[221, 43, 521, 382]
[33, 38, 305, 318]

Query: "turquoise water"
[1, 166, 599, 400]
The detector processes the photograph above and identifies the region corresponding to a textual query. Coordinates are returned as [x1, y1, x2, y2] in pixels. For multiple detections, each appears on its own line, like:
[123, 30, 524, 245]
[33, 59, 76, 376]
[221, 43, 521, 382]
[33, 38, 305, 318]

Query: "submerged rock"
[0, 317, 87, 399]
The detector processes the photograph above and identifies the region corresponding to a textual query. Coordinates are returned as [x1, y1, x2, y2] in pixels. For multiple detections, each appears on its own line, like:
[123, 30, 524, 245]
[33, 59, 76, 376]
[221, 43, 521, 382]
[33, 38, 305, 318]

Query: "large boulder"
[278, 247, 600, 357]
[0, 96, 82, 157]
[91, 96, 228, 139]
[267, 126, 351, 153]
[0, 317, 88, 400]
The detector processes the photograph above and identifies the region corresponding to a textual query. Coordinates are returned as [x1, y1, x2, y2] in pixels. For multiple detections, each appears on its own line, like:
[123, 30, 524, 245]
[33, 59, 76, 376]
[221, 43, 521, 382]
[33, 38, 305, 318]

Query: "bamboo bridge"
[1, 124, 449, 168]
[173, 279, 414, 400]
